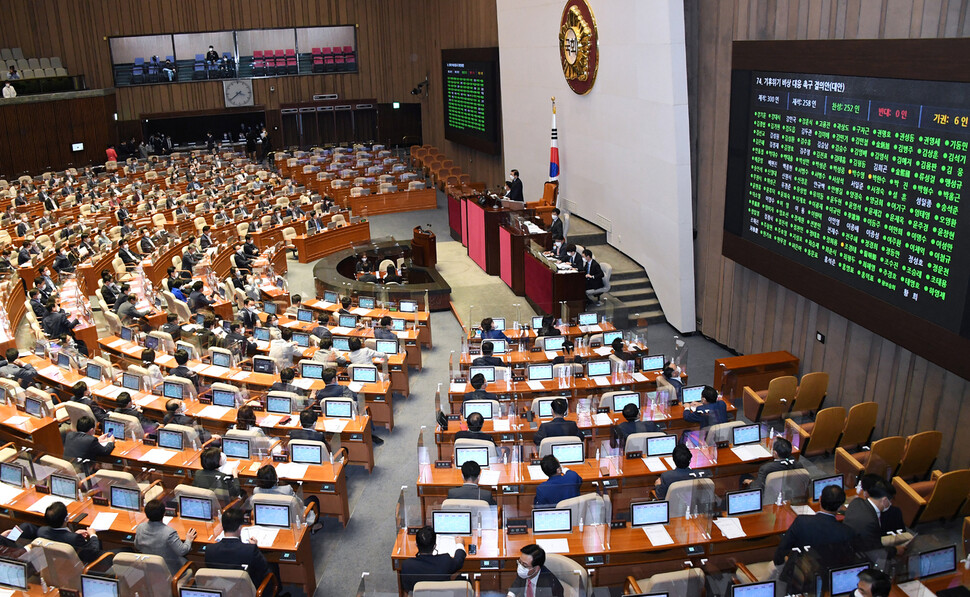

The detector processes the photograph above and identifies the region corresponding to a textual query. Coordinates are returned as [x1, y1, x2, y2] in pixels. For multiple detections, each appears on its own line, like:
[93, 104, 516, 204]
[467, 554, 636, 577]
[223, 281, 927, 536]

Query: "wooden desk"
[303, 297, 433, 350]
[524, 250, 585, 317]
[499, 222, 549, 296]
[345, 188, 437, 216]
[293, 221, 372, 263]
[713, 351, 800, 402]
[0, 405, 62, 455]
[391, 505, 798, 593]
[464, 198, 509, 275]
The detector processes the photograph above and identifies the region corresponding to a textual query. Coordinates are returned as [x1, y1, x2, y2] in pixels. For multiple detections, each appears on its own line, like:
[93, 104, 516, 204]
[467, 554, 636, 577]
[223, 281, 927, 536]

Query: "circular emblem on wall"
[559, 0, 598, 95]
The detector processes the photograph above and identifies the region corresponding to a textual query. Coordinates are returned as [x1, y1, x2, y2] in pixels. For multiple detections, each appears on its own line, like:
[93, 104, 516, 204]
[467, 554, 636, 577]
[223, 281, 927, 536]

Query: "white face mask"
[853, 590, 866, 597]
[516, 563, 532, 579]
[219, 452, 227, 467]
[552, 214, 558, 220]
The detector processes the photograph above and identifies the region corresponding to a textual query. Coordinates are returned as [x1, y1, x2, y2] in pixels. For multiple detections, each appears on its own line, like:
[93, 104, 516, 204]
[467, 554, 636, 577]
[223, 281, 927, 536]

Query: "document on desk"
[434, 535, 463, 557]
[108, 338, 129, 349]
[316, 300, 335, 309]
[198, 405, 231, 419]
[632, 372, 648, 382]
[450, 382, 467, 393]
[592, 376, 610, 386]
[478, 470, 501, 486]
[790, 504, 815, 516]
[545, 351, 559, 360]
[27, 494, 74, 513]
[135, 395, 156, 407]
[348, 382, 365, 393]
[527, 381, 546, 391]
[642, 524, 674, 546]
[140, 448, 178, 465]
[39, 365, 62, 379]
[662, 456, 677, 470]
[203, 365, 230, 377]
[276, 463, 309, 479]
[322, 419, 347, 433]
[231, 370, 251, 381]
[897, 581, 937, 597]
[713, 517, 746, 539]
[527, 465, 547, 480]
[255, 340, 269, 350]
[218, 460, 240, 476]
[593, 346, 613, 357]
[641, 457, 667, 473]
[241, 526, 280, 548]
[491, 419, 510, 432]
[593, 413, 613, 426]
[731, 445, 772, 462]
[3, 415, 28, 426]
[291, 377, 315, 390]
[89, 512, 118, 532]
[0, 483, 24, 505]
[100, 385, 124, 398]
[158, 355, 176, 367]
[189, 362, 208, 373]
[330, 326, 353, 336]
[351, 307, 371, 316]
[260, 414, 282, 428]
[535, 538, 570, 554]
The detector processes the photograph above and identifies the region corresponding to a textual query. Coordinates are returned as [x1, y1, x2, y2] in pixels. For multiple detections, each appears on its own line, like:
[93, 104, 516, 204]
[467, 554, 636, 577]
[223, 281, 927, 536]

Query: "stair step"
[610, 279, 653, 292]
[611, 290, 656, 303]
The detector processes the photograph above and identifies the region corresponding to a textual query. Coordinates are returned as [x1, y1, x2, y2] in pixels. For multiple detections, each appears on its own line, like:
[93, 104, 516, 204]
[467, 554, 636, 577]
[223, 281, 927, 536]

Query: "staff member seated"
[447, 460, 496, 505]
[472, 341, 504, 367]
[400, 525, 467, 593]
[455, 412, 494, 443]
[534, 454, 582, 506]
[533, 398, 582, 445]
[683, 385, 728, 427]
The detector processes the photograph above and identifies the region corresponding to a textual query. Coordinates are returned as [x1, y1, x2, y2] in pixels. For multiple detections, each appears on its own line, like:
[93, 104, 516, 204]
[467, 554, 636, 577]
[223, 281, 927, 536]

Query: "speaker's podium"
[411, 226, 437, 268]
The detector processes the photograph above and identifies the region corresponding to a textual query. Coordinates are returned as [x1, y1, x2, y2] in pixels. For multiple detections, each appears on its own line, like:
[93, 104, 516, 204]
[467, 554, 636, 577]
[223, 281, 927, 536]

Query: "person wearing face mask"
[193, 446, 243, 504]
[741, 437, 803, 491]
[548, 235, 568, 262]
[399, 525, 467, 593]
[547, 208, 564, 238]
[772, 485, 854, 566]
[507, 544, 563, 597]
[581, 249, 605, 306]
[163, 399, 214, 444]
[562, 243, 582, 269]
[657, 362, 684, 403]
[506, 169, 524, 202]
[854, 569, 891, 597]
[843, 477, 898, 553]
[52, 245, 76, 274]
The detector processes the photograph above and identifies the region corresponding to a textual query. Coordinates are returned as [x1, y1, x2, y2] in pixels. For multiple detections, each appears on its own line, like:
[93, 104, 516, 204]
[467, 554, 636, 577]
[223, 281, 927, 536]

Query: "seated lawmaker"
[479, 317, 509, 342]
[455, 412, 494, 443]
[742, 437, 803, 491]
[683, 385, 728, 427]
[773, 485, 854, 565]
[472, 340, 504, 367]
[135, 498, 196, 574]
[38, 502, 103, 563]
[400, 525, 467, 593]
[447, 460, 496, 505]
[204, 507, 269, 588]
[534, 454, 582, 506]
[533, 398, 582, 445]
[63, 415, 115, 468]
[464, 373, 495, 402]
[615, 403, 661, 444]
[654, 443, 705, 499]
[506, 544, 564, 597]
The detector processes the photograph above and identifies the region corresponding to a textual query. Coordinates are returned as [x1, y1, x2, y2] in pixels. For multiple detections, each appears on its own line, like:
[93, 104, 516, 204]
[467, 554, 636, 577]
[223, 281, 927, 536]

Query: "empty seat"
[895, 430, 943, 481]
[39, 57, 51, 69]
[788, 371, 829, 418]
[838, 402, 878, 451]
[627, 568, 705, 596]
[666, 478, 716, 517]
[11, 48, 23, 60]
[54, 67, 67, 76]
[762, 468, 812, 504]
[544, 553, 591, 597]
[27, 58, 40, 70]
[835, 435, 906, 483]
[742, 375, 797, 422]
[50, 56, 62, 68]
[894, 469, 970, 527]
[786, 406, 846, 457]
[43, 67, 55, 77]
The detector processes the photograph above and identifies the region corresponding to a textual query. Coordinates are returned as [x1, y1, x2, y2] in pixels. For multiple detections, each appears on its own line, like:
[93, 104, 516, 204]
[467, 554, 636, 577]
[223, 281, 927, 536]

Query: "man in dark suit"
[310, 313, 332, 341]
[455, 412, 494, 443]
[28, 289, 48, 319]
[139, 228, 156, 253]
[562, 244, 582, 269]
[170, 349, 201, 390]
[243, 235, 260, 258]
[199, 226, 214, 250]
[118, 239, 141, 267]
[238, 299, 259, 330]
[742, 437, 804, 491]
[773, 485, 854, 565]
[506, 169, 524, 202]
[17, 242, 32, 266]
[547, 208, 564, 238]
[187, 281, 214, 314]
[224, 322, 256, 357]
[400, 526, 467, 593]
[615, 403, 661, 444]
[464, 374, 495, 403]
[507, 544, 565, 597]
[204, 507, 269, 587]
[654, 444, 706, 499]
[844, 477, 895, 552]
[550, 235, 568, 262]
[289, 408, 330, 452]
[472, 341, 504, 367]
[582, 249, 605, 304]
[447, 460, 496, 505]
[533, 398, 583, 445]
[683, 385, 729, 427]
[160, 313, 182, 341]
[383, 264, 404, 285]
[232, 245, 253, 271]
[373, 316, 396, 341]
[63, 414, 114, 467]
[534, 455, 582, 506]
[116, 205, 130, 223]
[37, 502, 103, 563]
[42, 301, 79, 338]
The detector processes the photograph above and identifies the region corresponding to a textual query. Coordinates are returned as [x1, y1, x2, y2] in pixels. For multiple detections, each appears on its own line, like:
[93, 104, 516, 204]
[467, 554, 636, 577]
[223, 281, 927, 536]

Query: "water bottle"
[776, 491, 784, 507]
[578, 517, 584, 532]
[685, 504, 692, 520]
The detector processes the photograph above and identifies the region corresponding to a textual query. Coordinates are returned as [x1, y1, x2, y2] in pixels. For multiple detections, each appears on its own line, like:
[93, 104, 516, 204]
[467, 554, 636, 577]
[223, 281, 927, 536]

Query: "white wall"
[497, 0, 695, 332]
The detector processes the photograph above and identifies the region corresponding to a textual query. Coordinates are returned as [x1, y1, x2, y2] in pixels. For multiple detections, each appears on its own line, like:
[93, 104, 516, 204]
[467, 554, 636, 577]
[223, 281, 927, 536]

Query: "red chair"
[344, 49, 356, 70]
[321, 47, 334, 72]
[312, 54, 324, 73]
[285, 49, 297, 74]
[265, 50, 276, 75]
[252, 51, 264, 76]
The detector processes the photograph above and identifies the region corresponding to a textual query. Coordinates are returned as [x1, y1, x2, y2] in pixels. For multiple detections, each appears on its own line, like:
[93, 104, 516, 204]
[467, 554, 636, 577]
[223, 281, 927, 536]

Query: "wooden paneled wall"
[0, 0, 502, 184]
[687, 0, 970, 471]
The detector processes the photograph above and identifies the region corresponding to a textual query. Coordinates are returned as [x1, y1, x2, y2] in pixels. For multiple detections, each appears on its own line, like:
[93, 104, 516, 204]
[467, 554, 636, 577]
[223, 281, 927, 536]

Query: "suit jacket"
[118, 301, 147, 324]
[199, 234, 213, 249]
[750, 459, 805, 491]
[310, 325, 332, 340]
[289, 428, 329, 449]
[17, 247, 31, 265]
[454, 430, 495, 444]
[773, 512, 855, 564]
[37, 527, 102, 563]
[400, 551, 467, 593]
[188, 290, 213, 312]
[134, 520, 192, 573]
[507, 177, 524, 202]
[534, 470, 582, 506]
[160, 321, 182, 340]
[171, 365, 201, 390]
[63, 431, 114, 463]
[617, 419, 661, 442]
[119, 246, 140, 265]
[683, 400, 729, 427]
[205, 537, 269, 587]
[533, 417, 583, 445]
[584, 259, 604, 287]
[239, 309, 259, 329]
[472, 355, 504, 367]
[140, 237, 156, 253]
[548, 217, 564, 238]
[464, 389, 495, 402]
[42, 311, 77, 337]
[447, 482, 496, 506]
[29, 298, 48, 318]
[655, 467, 702, 499]
[507, 567, 564, 597]
[843, 497, 884, 552]
[373, 327, 396, 341]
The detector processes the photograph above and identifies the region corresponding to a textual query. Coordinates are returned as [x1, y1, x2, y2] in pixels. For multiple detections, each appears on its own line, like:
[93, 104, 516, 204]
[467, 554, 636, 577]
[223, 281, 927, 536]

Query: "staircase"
[565, 214, 665, 328]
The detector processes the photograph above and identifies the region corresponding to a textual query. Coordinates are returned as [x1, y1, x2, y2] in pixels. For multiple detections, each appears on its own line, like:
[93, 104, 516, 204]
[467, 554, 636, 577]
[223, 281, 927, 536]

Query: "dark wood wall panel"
[688, 0, 970, 471]
[0, 0, 501, 184]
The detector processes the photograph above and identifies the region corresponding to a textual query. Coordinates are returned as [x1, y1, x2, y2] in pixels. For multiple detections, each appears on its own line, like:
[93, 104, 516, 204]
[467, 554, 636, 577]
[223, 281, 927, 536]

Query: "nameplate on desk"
[601, 479, 618, 489]
[197, 396, 212, 405]
[435, 460, 452, 469]
[585, 555, 605, 566]
[507, 519, 528, 535]
[452, 377, 467, 384]
[501, 485, 521, 494]
[321, 483, 335, 492]
[272, 454, 288, 463]
[59, 590, 79, 597]
[626, 451, 643, 459]
[143, 438, 157, 447]
[407, 526, 421, 535]
[35, 484, 50, 494]
[596, 407, 610, 414]
[530, 458, 541, 466]
[716, 440, 730, 449]
[92, 496, 108, 507]
[480, 560, 500, 570]
[446, 414, 461, 421]
[530, 347, 542, 353]
[610, 520, 627, 529]
[253, 404, 266, 412]
[468, 349, 481, 355]
[512, 376, 525, 382]
[337, 375, 350, 382]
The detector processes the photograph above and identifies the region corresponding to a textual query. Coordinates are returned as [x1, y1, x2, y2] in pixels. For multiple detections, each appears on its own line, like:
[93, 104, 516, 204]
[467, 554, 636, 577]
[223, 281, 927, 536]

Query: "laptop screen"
[578, 312, 597, 326]
[587, 360, 611, 377]
[180, 589, 223, 597]
[611, 393, 639, 412]
[179, 496, 212, 521]
[641, 354, 665, 371]
[332, 337, 351, 351]
[51, 475, 77, 500]
[551, 442, 584, 464]
[297, 308, 314, 323]
[222, 438, 251, 459]
[212, 389, 237, 408]
[682, 385, 705, 404]
[732, 424, 761, 446]
[267, 396, 292, 414]
[163, 382, 184, 400]
[531, 316, 545, 328]
[338, 314, 357, 328]
[103, 419, 126, 440]
[291, 443, 323, 464]
[603, 331, 623, 345]
[919, 545, 957, 579]
[122, 372, 142, 391]
[24, 396, 43, 417]
[253, 357, 275, 374]
[292, 332, 310, 347]
[81, 575, 120, 597]
[85, 363, 103, 381]
[211, 351, 232, 368]
[352, 366, 377, 383]
[324, 400, 354, 419]
[376, 339, 398, 354]
[830, 564, 869, 596]
[532, 509, 572, 534]
[462, 400, 493, 420]
[300, 362, 323, 380]
[468, 366, 495, 384]
[454, 446, 489, 468]
[253, 327, 270, 341]
[110, 485, 140, 511]
[726, 489, 762, 516]
[631, 501, 669, 527]
[536, 400, 555, 418]
[542, 336, 565, 351]
[399, 300, 417, 313]
[0, 559, 27, 590]
[57, 352, 71, 369]
[812, 474, 843, 501]
[646, 435, 678, 457]
[528, 364, 553, 381]
[0, 463, 23, 488]
[483, 339, 507, 354]
[323, 291, 339, 303]
[432, 510, 472, 535]
[358, 296, 375, 309]
[391, 319, 406, 331]
[262, 301, 278, 315]
[253, 503, 290, 528]
[120, 326, 134, 342]
[731, 582, 776, 597]
[144, 335, 160, 350]
[158, 429, 184, 450]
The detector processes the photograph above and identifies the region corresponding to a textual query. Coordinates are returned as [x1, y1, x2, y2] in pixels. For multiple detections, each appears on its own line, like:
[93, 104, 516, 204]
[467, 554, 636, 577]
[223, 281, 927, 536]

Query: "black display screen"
[441, 47, 501, 155]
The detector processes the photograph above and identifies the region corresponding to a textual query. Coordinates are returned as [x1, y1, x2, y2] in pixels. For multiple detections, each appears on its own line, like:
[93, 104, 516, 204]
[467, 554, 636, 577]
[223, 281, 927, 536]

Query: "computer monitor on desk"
[122, 372, 142, 391]
[550, 442, 584, 464]
[811, 474, 843, 502]
[222, 437, 251, 460]
[532, 508, 572, 534]
[468, 366, 495, 384]
[144, 335, 160, 350]
[110, 485, 141, 511]
[646, 435, 677, 457]
[682, 385, 705, 404]
[432, 511, 472, 535]
[157, 429, 184, 451]
[253, 503, 290, 528]
[732, 424, 760, 446]
[266, 395, 292, 414]
[399, 300, 418, 313]
[829, 564, 869, 596]
[725, 489, 762, 516]
[51, 474, 78, 500]
[0, 559, 27, 590]
[527, 364, 553, 381]
[455, 446, 489, 468]
[163, 381, 184, 400]
[611, 392, 640, 412]
[730, 581, 776, 597]
[211, 389, 237, 408]
[918, 545, 957, 579]
[0, 463, 23, 488]
[179, 496, 213, 521]
[641, 354, 665, 372]
[290, 443, 324, 465]
[463, 400, 494, 420]
[180, 589, 223, 597]
[103, 419, 126, 441]
[81, 575, 120, 597]
[631, 500, 669, 527]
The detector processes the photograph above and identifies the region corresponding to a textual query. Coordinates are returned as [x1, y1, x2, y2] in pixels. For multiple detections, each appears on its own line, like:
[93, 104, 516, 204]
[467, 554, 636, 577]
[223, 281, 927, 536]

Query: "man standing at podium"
[507, 169, 524, 202]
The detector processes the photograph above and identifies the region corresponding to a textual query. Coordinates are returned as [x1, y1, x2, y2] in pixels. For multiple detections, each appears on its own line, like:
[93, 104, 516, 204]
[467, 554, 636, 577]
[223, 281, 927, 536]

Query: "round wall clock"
[223, 79, 254, 108]
[559, 0, 599, 95]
